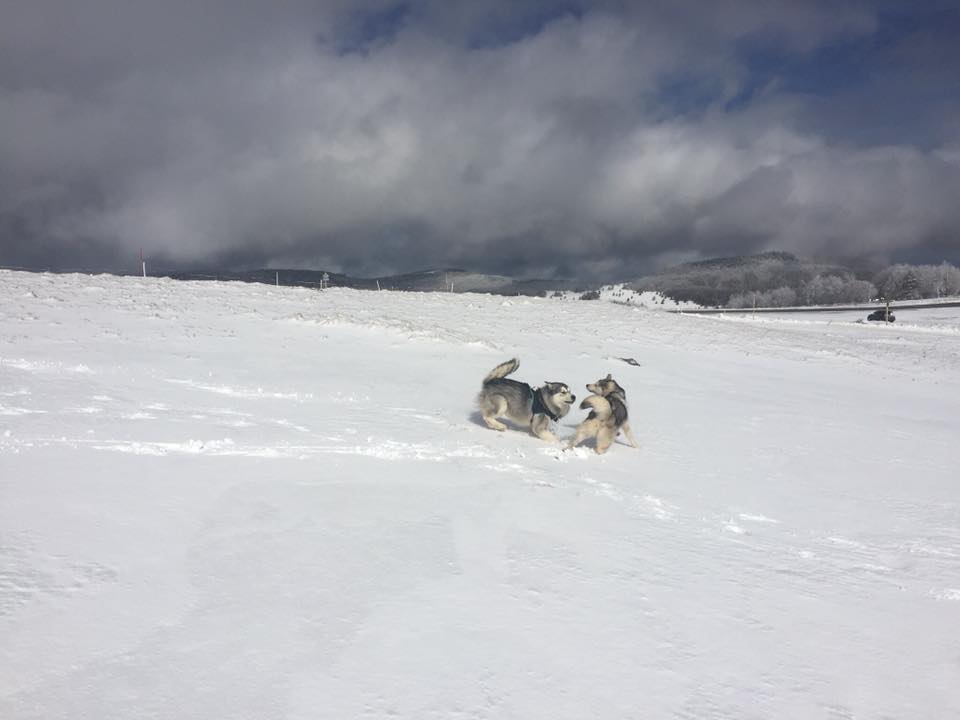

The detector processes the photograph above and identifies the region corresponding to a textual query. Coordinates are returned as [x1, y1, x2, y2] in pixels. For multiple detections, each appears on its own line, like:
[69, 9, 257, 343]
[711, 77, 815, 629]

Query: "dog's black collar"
[531, 387, 559, 422]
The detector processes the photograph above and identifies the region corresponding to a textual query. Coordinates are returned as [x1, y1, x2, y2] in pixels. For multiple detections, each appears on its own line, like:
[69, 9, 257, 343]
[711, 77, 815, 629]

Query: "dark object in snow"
[618, 357, 641, 367]
[867, 309, 895, 322]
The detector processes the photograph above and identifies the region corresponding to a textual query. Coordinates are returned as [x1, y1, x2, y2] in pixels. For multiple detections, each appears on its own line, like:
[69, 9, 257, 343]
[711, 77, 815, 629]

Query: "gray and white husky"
[567, 374, 638, 454]
[477, 358, 576, 442]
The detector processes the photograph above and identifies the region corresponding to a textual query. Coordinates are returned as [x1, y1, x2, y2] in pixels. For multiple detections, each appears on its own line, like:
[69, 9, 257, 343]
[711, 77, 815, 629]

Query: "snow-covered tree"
[873, 262, 960, 300]
[767, 286, 798, 307]
[842, 279, 877, 303]
[937, 262, 960, 296]
[896, 271, 921, 300]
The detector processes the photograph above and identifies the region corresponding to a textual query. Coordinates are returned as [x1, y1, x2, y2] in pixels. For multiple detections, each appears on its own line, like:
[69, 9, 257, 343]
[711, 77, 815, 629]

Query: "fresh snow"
[1, 269, 959, 719]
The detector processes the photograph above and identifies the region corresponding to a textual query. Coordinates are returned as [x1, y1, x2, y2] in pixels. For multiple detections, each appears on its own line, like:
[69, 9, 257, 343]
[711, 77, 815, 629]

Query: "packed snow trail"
[1, 270, 959, 719]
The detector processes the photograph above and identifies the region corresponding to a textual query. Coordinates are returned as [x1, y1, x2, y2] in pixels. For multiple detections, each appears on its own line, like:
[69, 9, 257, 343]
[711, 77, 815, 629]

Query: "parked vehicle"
[867, 309, 895, 322]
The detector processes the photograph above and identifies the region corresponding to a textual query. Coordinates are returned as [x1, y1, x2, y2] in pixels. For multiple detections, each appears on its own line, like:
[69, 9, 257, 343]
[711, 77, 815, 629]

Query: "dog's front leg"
[533, 427, 559, 443]
[595, 428, 615, 454]
[531, 416, 559, 443]
[565, 424, 590, 449]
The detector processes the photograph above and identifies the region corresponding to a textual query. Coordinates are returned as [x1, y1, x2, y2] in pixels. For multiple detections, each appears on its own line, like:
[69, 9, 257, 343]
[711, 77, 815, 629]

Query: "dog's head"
[586, 374, 626, 398]
[541, 381, 576, 408]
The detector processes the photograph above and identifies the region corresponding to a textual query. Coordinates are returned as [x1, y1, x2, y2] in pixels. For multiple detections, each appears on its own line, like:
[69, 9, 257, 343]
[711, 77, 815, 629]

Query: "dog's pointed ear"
[605, 373, 612, 380]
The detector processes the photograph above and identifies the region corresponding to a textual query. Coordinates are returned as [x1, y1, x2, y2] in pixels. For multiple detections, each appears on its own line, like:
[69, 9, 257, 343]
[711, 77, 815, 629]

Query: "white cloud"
[1, 1, 957, 277]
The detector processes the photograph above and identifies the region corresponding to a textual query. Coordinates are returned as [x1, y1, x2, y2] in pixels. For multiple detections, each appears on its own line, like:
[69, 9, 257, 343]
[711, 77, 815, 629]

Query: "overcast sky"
[2, 1, 959, 279]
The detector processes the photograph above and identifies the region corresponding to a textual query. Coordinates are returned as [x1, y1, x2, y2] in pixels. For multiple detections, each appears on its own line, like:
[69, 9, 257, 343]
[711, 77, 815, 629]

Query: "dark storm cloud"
[1, 0, 958, 279]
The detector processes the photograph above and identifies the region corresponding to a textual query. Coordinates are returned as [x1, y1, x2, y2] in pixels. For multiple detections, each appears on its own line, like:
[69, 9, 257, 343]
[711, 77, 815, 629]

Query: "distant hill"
[630, 252, 857, 307]
[163, 253, 960, 306]
[167, 267, 586, 296]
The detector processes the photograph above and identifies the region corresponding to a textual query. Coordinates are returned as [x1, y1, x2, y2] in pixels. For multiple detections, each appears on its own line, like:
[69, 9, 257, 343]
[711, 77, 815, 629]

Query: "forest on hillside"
[632, 253, 960, 308]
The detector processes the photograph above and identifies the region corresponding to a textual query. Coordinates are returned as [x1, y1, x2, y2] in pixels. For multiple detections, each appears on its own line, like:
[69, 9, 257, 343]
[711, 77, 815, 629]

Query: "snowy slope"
[1, 269, 959, 719]
[551, 284, 702, 310]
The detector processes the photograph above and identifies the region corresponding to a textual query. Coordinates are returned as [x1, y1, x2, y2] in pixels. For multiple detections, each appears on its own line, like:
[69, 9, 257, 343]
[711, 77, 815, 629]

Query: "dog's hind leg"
[481, 396, 509, 431]
[621, 421, 639, 448]
[483, 415, 508, 431]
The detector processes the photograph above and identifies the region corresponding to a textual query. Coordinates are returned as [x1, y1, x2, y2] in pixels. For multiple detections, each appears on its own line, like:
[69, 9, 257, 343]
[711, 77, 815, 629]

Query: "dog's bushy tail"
[579, 394, 612, 418]
[483, 358, 519, 384]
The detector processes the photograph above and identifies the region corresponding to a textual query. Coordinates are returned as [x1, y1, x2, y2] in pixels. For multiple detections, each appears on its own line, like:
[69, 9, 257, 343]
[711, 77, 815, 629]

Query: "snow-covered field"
[2, 269, 959, 719]
[725, 305, 960, 334]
